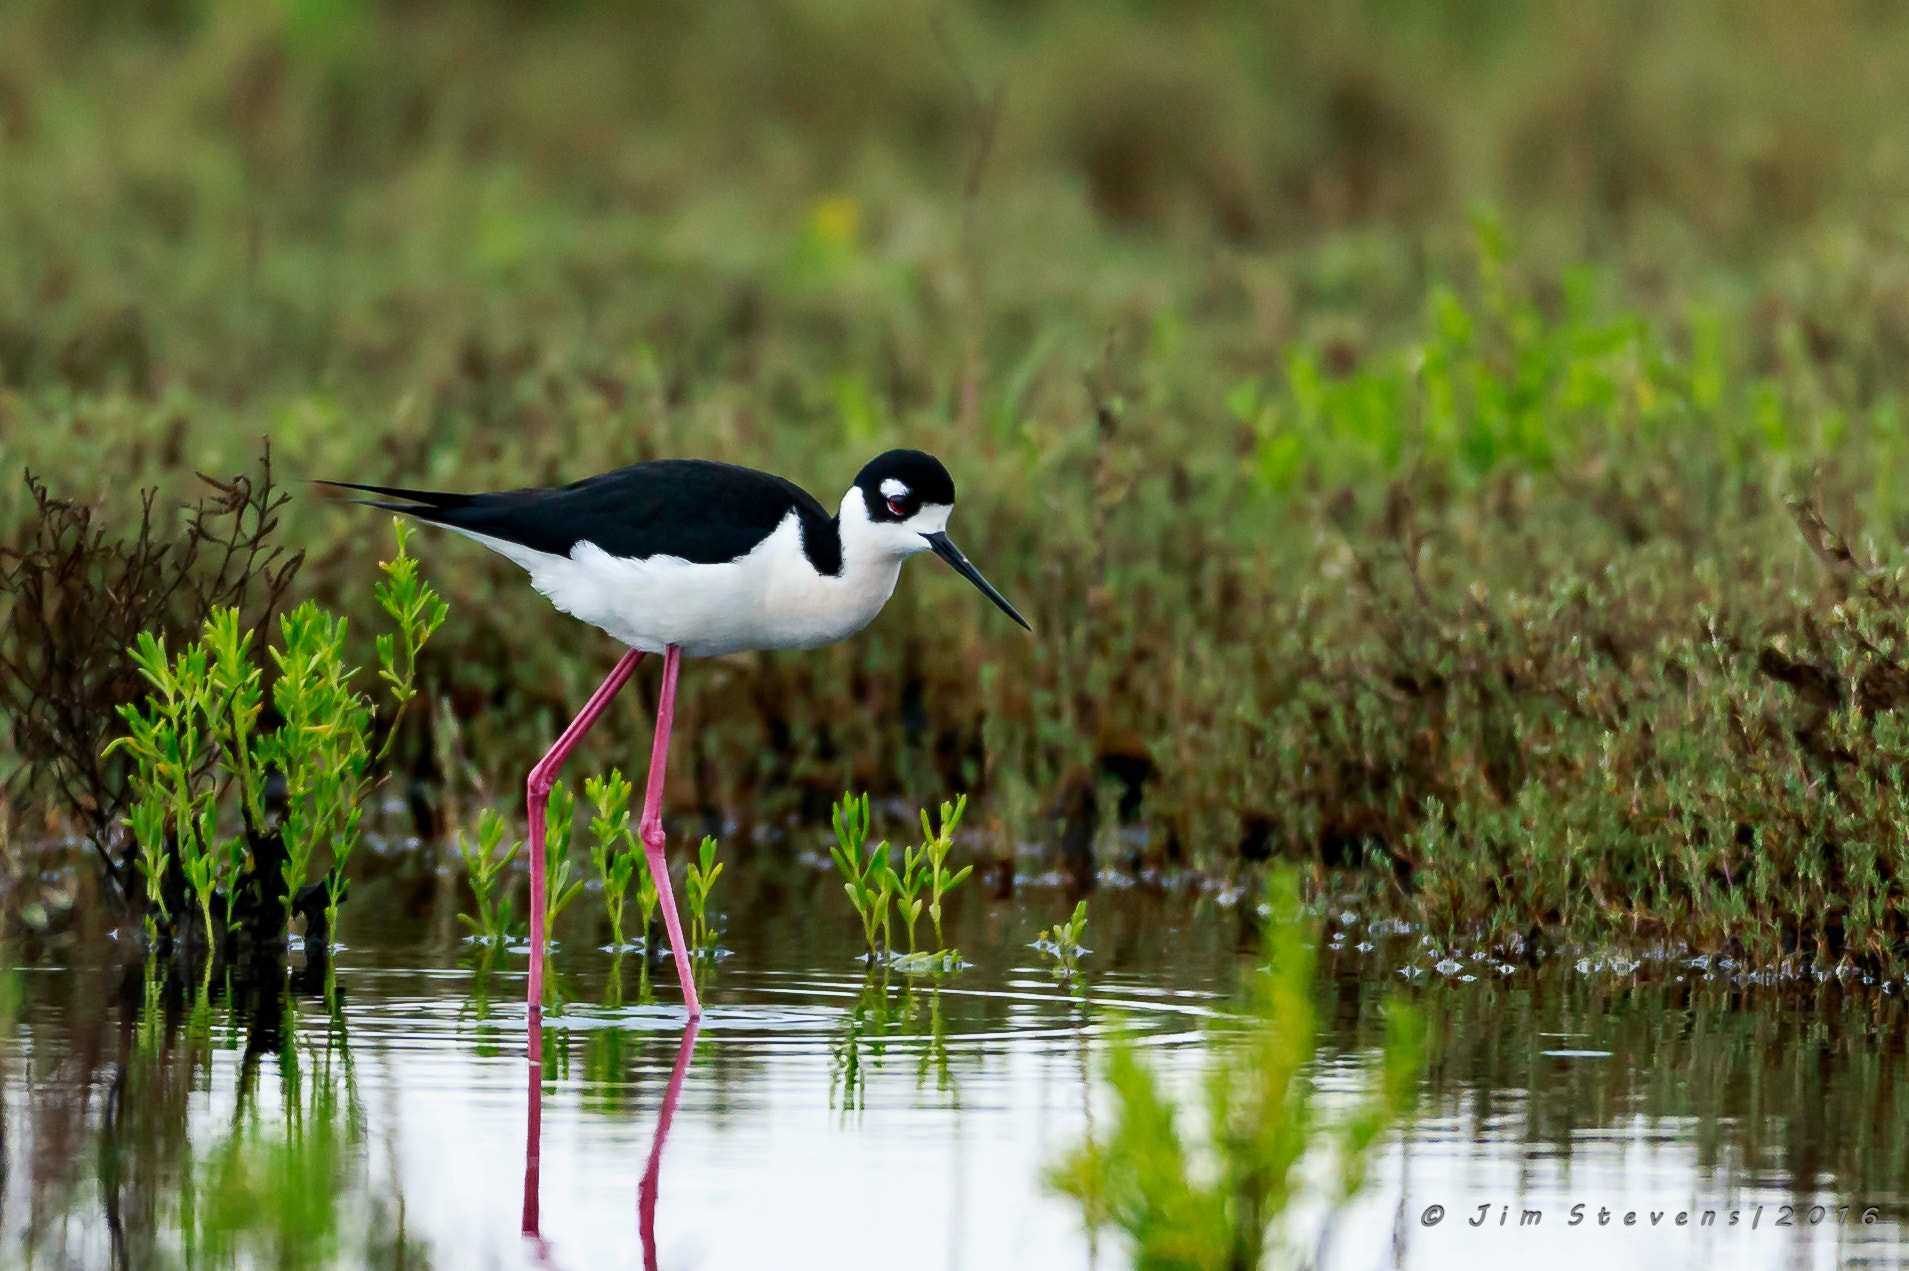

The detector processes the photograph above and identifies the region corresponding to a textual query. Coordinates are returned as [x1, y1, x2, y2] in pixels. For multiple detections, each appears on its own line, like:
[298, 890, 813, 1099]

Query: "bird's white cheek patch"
[911, 504, 951, 535]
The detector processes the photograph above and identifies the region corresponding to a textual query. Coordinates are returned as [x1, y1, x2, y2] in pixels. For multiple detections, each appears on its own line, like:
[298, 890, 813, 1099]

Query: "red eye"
[887, 495, 907, 517]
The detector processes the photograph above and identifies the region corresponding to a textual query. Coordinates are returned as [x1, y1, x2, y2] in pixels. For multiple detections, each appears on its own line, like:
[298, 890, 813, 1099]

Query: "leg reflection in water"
[639, 1015, 701, 1269]
[523, 1008, 547, 1246]
[522, 1012, 702, 1268]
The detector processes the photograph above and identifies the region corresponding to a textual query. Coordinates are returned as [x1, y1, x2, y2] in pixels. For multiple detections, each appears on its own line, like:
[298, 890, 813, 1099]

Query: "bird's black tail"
[313, 479, 479, 523]
[317, 477, 576, 555]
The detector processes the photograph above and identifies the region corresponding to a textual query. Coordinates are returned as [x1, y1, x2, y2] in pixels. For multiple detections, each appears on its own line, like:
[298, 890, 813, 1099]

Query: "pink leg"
[527, 648, 646, 1013]
[638, 644, 702, 1016]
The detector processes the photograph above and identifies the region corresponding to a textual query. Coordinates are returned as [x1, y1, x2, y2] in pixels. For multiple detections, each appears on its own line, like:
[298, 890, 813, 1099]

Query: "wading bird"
[325, 450, 1029, 1017]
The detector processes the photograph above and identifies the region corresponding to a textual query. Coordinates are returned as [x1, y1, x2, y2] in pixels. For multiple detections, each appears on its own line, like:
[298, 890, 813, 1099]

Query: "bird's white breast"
[453, 511, 904, 657]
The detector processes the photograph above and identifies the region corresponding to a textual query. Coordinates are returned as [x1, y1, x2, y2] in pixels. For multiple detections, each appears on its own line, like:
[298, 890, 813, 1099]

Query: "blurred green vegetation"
[8, 1, 1909, 964]
[1049, 869, 1423, 1269]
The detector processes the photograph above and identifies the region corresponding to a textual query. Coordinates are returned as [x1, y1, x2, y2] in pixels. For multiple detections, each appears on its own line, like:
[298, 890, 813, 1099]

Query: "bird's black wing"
[320, 459, 843, 572]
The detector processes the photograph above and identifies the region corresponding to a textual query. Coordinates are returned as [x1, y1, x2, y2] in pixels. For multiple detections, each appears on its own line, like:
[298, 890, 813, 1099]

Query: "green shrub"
[108, 523, 443, 948]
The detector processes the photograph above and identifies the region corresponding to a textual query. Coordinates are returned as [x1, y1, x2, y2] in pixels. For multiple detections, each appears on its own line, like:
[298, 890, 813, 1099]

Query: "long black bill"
[924, 532, 1032, 632]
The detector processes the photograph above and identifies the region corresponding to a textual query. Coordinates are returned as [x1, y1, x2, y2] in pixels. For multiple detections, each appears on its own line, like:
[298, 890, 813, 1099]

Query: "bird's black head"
[854, 449, 956, 523]
[848, 448, 1030, 633]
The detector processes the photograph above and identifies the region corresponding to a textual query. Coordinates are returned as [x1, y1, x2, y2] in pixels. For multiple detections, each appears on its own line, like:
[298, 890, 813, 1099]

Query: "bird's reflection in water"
[522, 1009, 701, 1270]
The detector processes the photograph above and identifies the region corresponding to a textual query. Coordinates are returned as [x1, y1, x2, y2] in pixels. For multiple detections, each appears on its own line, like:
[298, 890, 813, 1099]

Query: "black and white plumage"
[322, 449, 1028, 656]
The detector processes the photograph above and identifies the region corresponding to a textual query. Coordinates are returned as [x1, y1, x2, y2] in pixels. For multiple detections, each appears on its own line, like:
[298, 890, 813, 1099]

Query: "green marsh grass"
[18, 1, 1909, 967]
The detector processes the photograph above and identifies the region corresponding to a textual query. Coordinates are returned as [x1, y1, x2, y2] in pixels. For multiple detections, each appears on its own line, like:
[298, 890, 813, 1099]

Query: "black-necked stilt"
[324, 449, 1029, 1017]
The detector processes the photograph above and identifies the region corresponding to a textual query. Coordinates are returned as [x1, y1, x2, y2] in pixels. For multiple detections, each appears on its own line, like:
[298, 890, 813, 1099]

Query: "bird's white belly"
[455, 515, 903, 657]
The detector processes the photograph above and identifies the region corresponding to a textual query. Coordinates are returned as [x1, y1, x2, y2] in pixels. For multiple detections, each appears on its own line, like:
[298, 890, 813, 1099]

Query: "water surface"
[5, 867, 1905, 1269]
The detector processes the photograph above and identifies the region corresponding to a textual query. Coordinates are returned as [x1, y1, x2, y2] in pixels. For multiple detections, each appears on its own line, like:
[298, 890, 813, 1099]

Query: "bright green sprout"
[685, 834, 724, 953]
[634, 837, 660, 948]
[921, 795, 972, 958]
[830, 792, 976, 971]
[893, 842, 928, 954]
[1034, 900, 1090, 979]
[371, 518, 449, 764]
[455, 808, 521, 944]
[584, 769, 640, 949]
[541, 779, 586, 936]
[830, 792, 893, 961]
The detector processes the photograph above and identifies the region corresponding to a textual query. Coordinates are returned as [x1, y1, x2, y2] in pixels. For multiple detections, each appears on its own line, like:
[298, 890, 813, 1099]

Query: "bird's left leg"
[636, 643, 702, 1016]
[526, 648, 646, 1013]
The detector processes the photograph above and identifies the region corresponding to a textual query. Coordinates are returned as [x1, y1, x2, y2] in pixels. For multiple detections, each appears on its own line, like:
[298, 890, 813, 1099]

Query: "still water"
[4, 859, 1906, 1269]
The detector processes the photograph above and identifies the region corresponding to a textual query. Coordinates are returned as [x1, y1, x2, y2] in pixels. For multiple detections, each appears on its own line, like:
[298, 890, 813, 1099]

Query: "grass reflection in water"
[10, 952, 429, 1270]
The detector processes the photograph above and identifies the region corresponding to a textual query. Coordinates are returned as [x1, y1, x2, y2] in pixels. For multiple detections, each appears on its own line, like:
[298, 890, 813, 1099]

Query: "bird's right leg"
[527, 648, 646, 1014]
